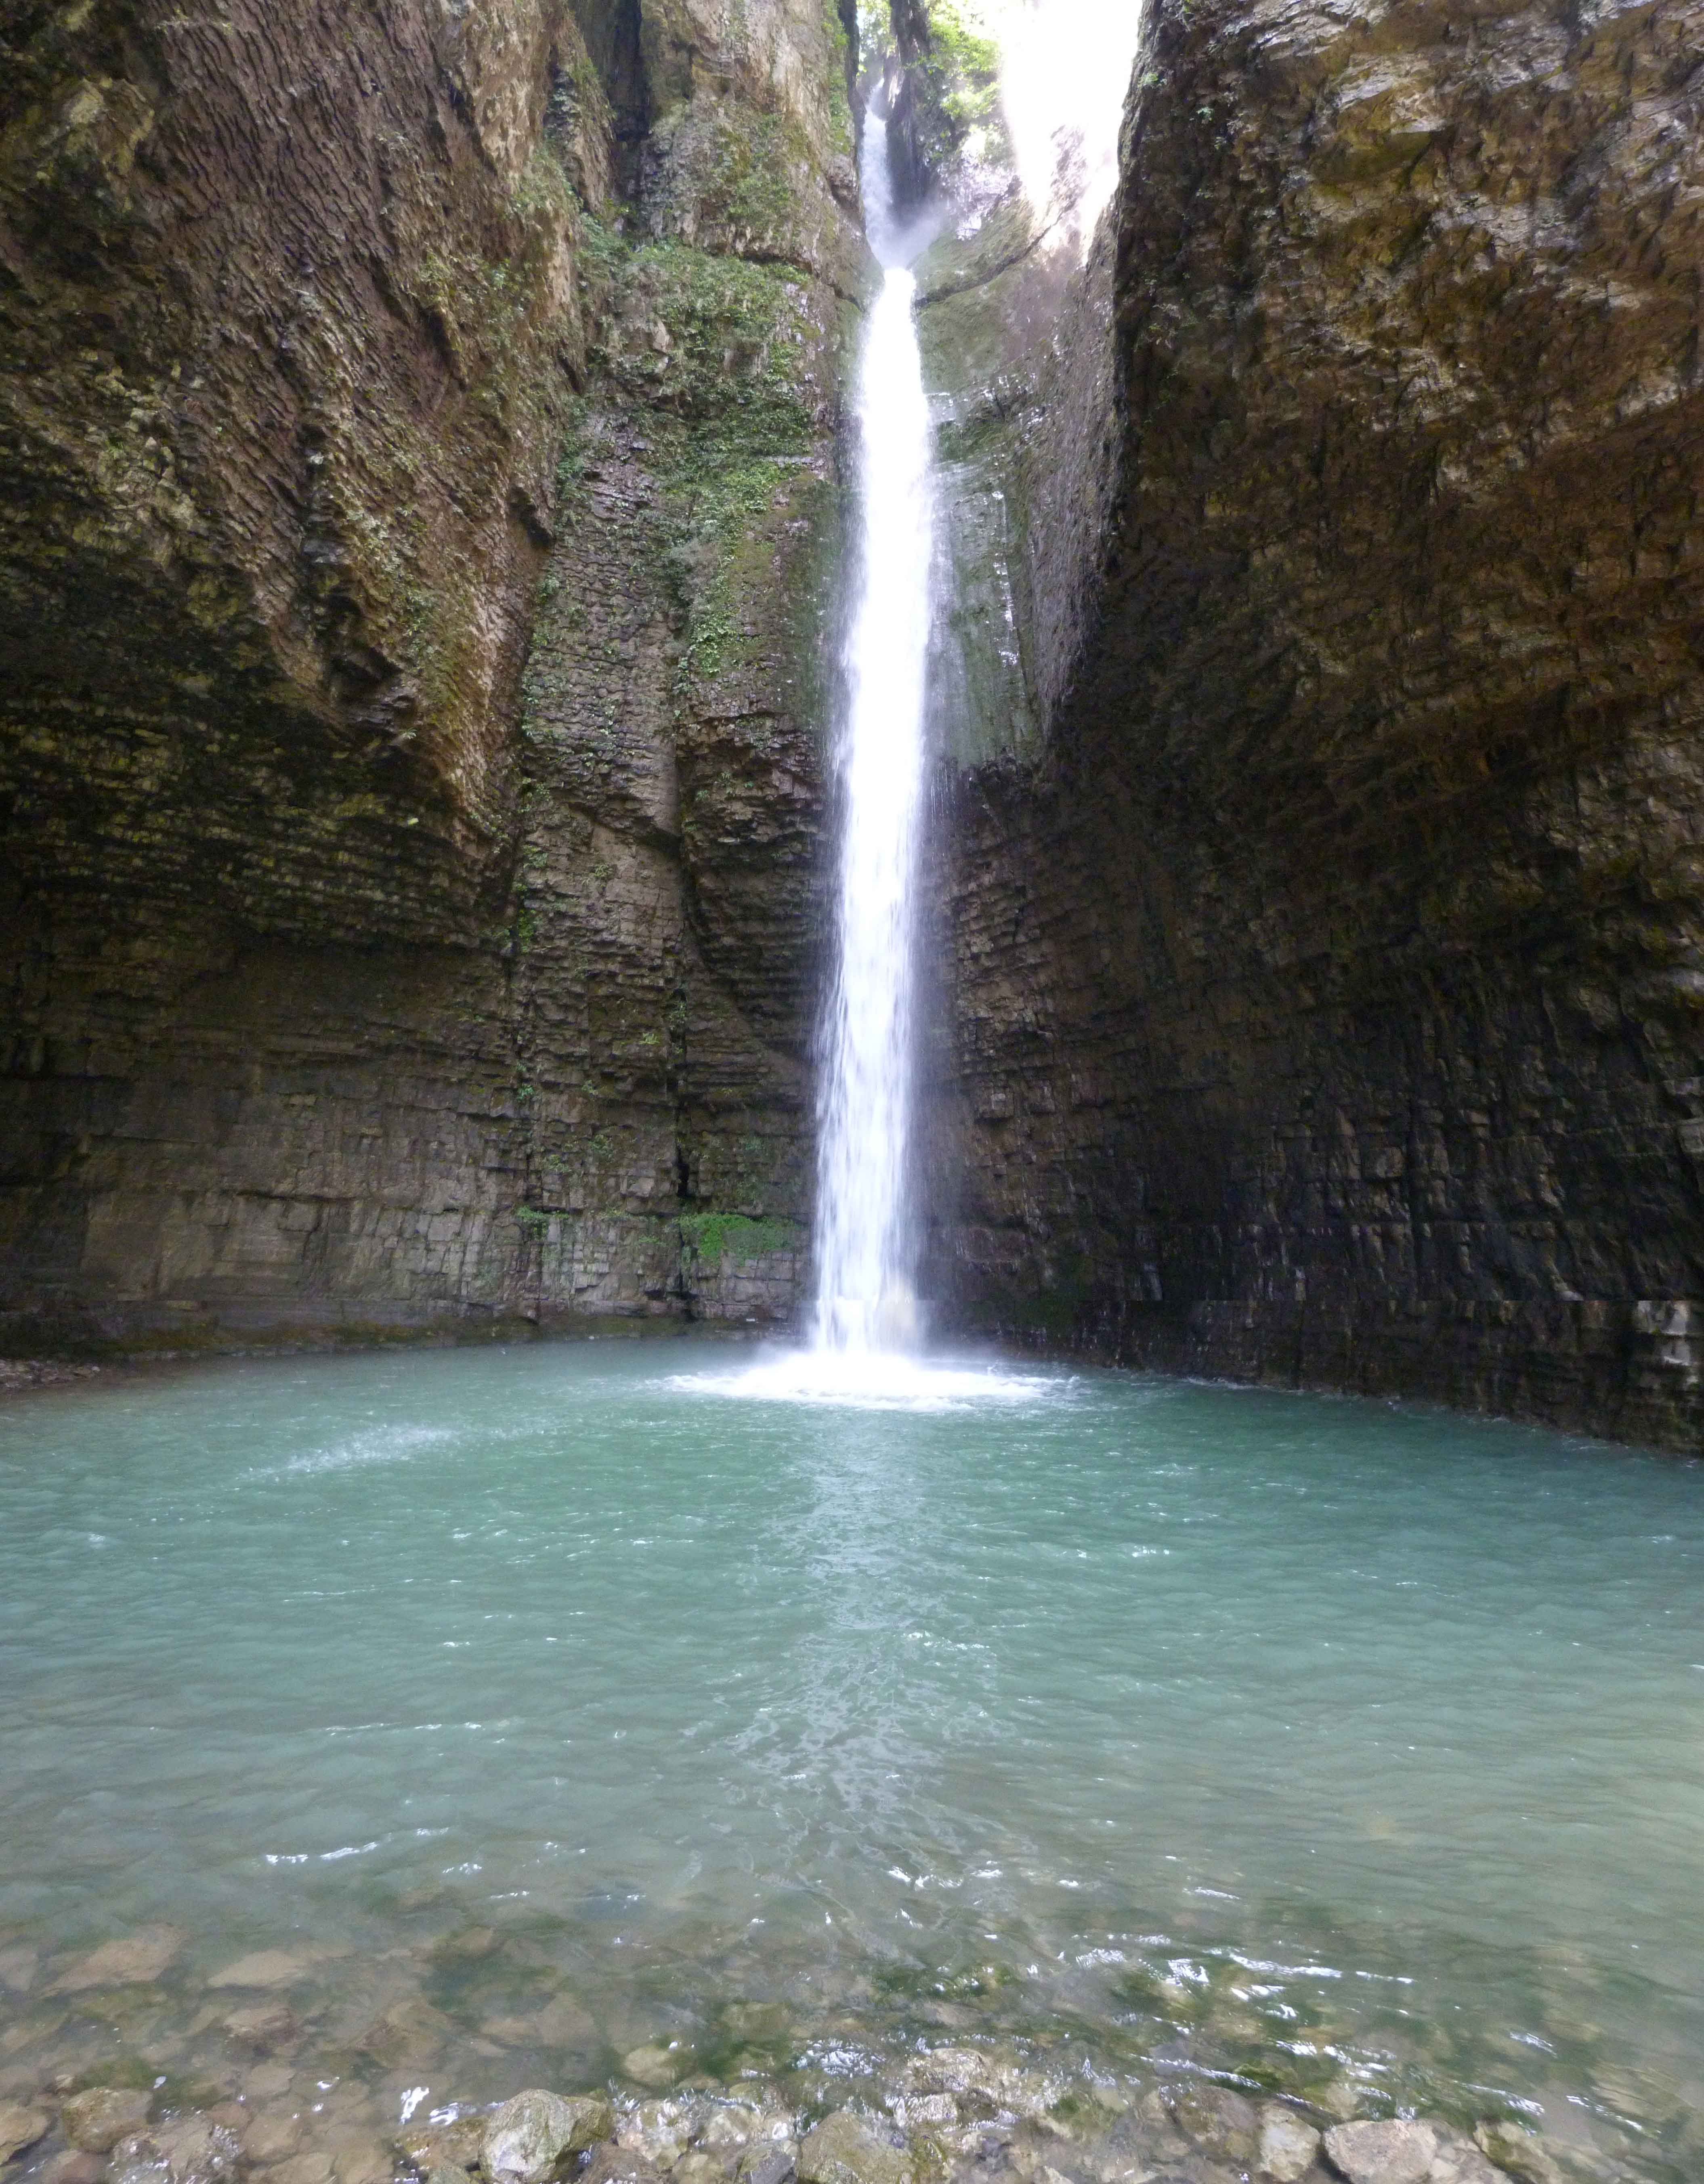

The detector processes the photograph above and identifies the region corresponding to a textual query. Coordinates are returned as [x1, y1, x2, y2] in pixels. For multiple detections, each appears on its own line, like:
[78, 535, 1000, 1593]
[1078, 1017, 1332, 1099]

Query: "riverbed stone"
[1165, 2085, 1258, 2167]
[222, 2001, 297, 2054]
[1470, 2125, 1561, 2184]
[52, 1930, 184, 1993]
[398, 2116, 485, 2173]
[623, 2051, 683, 2093]
[61, 2088, 151, 2154]
[1323, 2121, 1438, 2184]
[736, 2151, 794, 2184]
[207, 1952, 322, 1992]
[483, 2092, 615, 2184]
[0, 2105, 49, 2165]
[242, 2111, 304, 2165]
[109, 2117, 241, 2184]
[796, 2114, 909, 2184]
[1427, 2134, 1503, 2184]
[43, 2155, 104, 2184]
[1258, 2104, 1322, 2182]
[616, 2101, 696, 2169]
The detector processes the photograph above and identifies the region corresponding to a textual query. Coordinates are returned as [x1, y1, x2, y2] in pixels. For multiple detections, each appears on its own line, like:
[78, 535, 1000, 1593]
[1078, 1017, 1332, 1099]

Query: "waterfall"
[811, 107, 935, 1357]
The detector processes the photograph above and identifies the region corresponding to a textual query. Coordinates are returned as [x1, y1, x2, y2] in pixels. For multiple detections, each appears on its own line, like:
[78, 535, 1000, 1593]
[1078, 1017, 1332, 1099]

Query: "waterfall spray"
[811, 107, 935, 1356]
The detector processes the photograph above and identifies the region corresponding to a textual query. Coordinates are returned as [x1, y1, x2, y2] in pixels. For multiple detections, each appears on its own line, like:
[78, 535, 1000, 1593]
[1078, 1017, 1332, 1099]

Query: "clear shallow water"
[2, 1341, 1702, 2176]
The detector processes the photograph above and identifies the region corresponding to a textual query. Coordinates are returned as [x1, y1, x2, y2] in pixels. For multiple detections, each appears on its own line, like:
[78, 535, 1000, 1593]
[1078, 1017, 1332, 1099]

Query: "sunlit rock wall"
[0, 0, 861, 1347]
[927, 0, 1704, 1448]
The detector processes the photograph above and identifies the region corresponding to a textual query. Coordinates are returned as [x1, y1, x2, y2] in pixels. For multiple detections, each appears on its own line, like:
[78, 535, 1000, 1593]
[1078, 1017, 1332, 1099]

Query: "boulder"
[482, 2092, 615, 2184]
[60, 2089, 152, 2155]
[1258, 2102, 1322, 2182]
[1323, 2120, 1438, 2184]
[795, 2114, 909, 2184]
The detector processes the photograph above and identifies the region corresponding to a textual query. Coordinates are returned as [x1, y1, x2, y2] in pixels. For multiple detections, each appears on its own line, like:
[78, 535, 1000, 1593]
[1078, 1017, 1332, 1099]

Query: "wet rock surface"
[0, 0, 855, 1345]
[925, 0, 1704, 1452]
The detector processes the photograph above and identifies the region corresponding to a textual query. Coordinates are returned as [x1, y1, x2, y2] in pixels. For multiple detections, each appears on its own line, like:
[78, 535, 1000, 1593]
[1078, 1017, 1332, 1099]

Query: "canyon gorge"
[4, 0, 1704, 1452]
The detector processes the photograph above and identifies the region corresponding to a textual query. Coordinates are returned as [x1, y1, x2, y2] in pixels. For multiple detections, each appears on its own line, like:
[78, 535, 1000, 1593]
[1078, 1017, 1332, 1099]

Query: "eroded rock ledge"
[924, 0, 1704, 1449]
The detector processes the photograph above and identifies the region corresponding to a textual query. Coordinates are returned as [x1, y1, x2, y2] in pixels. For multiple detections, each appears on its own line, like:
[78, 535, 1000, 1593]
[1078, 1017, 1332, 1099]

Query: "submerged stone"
[61, 2089, 151, 2154]
[482, 2091, 615, 2184]
[623, 2050, 683, 2092]
[222, 1999, 297, 2053]
[52, 1930, 184, 1993]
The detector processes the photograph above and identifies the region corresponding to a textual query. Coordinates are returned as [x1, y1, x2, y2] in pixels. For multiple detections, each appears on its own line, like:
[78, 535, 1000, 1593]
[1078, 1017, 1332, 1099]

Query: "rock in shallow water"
[622, 2052, 682, 2094]
[1323, 2120, 1437, 2184]
[483, 2092, 615, 2184]
[0, 2104, 49, 2165]
[1257, 2103, 1321, 2182]
[61, 2088, 151, 2154]
[109, 2117, 240, 2184]
[52, 1929, 185, 1993]
[795, 2114, 909, 2184]
[1471, 2124, 1562, 2184]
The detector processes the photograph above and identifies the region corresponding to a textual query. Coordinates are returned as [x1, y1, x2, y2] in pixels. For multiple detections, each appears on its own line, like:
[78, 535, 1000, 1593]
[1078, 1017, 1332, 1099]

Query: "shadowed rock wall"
[0, 0, 862, 1347]
[926, 0, 1704, 1448]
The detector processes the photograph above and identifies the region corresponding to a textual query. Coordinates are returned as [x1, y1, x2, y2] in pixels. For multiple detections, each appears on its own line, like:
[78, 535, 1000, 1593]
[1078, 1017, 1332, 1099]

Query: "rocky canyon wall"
[0, 0, 862, 1347]
[923, 0, 1704, 1448]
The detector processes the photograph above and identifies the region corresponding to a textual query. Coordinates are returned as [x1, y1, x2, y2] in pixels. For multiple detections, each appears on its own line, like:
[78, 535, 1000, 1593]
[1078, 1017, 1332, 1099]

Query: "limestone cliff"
[925, 0, 1704, 1448]
[0, 0, 862, 1345]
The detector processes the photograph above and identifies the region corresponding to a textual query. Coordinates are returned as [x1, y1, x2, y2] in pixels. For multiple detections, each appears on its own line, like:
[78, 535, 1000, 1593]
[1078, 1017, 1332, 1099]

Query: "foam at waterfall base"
[667, 1343, 1070, 1412]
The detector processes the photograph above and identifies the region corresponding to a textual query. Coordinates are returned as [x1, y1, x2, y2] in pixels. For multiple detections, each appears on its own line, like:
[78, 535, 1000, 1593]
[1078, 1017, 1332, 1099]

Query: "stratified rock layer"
[0, 0, 860, 1344]
[928, 0, 1704, 1447]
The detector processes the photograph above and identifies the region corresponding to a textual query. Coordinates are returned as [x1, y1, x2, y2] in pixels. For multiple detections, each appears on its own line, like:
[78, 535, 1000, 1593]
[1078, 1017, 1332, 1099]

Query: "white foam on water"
[668, 1346, 1067, 1413]
[262, 1422, 456, 1478]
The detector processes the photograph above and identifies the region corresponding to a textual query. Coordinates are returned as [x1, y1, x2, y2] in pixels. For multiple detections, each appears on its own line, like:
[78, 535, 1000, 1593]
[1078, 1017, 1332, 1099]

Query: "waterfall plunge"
[812, 109, 934, 1357]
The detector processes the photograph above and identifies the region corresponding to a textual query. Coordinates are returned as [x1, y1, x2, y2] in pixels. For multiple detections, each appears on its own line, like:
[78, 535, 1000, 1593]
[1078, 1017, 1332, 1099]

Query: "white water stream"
[812, 109, 934, 1357]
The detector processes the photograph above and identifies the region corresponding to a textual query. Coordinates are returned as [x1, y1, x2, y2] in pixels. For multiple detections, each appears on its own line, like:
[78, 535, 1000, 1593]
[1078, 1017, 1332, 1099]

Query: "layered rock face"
[926, 0, 1704, 1446]
[1, 0, 860, 1344]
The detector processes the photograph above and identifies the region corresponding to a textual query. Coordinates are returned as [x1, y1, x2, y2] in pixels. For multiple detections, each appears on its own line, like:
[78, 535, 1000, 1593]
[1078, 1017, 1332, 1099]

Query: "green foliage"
[514, 1206, 552, 1238]
[679, 1212, 800, 1263]
[920, 0, 1001, 136]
